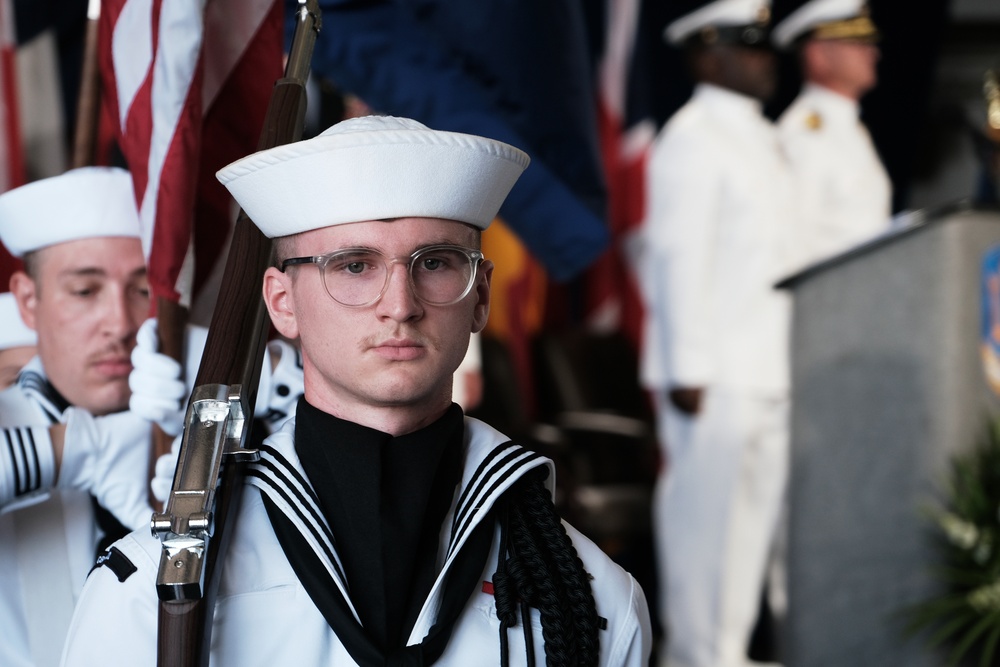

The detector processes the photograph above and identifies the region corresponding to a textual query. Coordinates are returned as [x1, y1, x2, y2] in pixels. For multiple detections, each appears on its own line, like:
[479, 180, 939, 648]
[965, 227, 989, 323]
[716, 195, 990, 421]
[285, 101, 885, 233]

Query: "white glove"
[150, 436, 181, 505]
[59, 408, 153, 531]
[147, 341, 303, 505]
[129, 318, 209, 436]
[130, 317, 303, 436]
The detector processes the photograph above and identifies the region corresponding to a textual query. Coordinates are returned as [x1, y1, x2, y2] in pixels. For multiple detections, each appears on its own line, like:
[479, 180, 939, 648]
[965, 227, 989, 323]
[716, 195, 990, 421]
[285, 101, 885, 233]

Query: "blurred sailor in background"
[0, 167, 155, 667]
[638, 1, 795, 665]
[773, 0, 892, 269]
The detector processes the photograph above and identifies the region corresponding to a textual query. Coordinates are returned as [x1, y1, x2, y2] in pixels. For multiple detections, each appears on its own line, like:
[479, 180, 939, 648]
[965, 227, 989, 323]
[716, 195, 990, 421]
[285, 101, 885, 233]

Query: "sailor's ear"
[9, 271, 39, 331]
[470, 259, 492, 334]
[262, 267, 300, 340]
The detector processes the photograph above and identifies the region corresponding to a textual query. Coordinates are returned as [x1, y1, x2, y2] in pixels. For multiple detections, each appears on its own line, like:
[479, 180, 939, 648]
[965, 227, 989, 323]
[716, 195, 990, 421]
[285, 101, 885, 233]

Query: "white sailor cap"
[665, 0, 772, 48]
[0, 166, 141, 258]
[216, 115, 531, 238]
[772, 0, 879, 50]
[0, 292, 35, 349]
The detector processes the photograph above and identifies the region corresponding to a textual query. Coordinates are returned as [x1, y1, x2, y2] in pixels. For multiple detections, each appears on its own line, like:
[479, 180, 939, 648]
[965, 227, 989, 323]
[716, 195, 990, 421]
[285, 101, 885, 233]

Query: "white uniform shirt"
[638, 83, 796, 395]
[778, 83, 892, 271]
[61, 417, 652, 666]
[0, 358, 97, 667]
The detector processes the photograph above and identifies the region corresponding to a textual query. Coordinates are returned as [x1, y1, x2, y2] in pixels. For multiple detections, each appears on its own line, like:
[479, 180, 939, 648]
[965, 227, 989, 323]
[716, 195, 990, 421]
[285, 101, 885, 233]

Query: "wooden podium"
[777, 204, 1000, 666]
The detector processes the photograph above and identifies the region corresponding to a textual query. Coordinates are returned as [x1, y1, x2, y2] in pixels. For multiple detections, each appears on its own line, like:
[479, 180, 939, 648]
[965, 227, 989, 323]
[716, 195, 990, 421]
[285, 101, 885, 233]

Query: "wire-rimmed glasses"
[280, 244, 484, 308]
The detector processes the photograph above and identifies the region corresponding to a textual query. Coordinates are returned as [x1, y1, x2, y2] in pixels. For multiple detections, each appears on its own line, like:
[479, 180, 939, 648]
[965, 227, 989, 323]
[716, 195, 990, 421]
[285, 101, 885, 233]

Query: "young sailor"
[61, 115, 651, 666]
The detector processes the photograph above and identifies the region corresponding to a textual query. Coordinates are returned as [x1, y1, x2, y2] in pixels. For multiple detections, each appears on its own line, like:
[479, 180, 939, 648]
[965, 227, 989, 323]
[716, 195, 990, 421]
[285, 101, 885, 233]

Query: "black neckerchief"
[263, 398, 495, 665]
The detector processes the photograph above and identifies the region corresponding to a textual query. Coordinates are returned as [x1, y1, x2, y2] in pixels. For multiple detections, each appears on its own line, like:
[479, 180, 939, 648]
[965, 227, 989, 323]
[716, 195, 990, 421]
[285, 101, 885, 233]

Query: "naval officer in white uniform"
[773, 0, 892, 270]
[637, 1, 796, 665]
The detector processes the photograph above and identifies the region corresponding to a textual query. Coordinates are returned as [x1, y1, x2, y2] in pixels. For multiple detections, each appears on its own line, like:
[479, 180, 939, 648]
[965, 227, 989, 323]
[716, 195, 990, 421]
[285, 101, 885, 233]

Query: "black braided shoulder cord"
[493, 468, 600, 667]
[494, 505, 517, 666]
[520, 472, 601, 664]
[495, 502, 538, 667]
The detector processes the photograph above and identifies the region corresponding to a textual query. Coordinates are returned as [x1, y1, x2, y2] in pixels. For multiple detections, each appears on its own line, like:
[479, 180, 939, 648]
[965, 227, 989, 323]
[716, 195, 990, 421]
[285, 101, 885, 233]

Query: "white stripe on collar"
[245, 417, 553, 618]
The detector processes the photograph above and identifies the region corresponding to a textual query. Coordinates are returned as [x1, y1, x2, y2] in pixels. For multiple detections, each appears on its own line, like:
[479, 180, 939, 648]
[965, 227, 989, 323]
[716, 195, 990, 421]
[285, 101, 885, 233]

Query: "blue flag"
[293, 0, 610, 282]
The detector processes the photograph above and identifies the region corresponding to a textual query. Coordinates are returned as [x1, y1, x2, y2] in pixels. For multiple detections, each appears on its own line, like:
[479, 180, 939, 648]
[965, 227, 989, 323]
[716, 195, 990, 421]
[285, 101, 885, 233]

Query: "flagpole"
[71, 0, 101, 168]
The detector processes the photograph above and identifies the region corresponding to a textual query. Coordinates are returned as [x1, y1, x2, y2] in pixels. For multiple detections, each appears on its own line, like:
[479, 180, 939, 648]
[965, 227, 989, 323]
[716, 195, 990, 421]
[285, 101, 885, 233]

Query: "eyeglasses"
[281, 245, 484, 308]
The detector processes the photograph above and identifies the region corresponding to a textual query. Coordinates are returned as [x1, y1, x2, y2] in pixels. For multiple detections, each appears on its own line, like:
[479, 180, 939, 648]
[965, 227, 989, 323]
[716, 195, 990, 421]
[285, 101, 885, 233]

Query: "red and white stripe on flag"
[587, 0, 656, 349]
[99, 0, 282, 310]
[0, 0, 24, 194]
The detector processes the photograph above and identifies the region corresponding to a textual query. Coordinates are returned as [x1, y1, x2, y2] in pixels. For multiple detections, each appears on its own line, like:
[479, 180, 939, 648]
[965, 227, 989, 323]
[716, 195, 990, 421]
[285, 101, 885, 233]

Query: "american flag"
[586, 0, 657, 349]
[0, 0, 23, 195]
[0, 0, 24, 289]
[98, 0, 282, 311]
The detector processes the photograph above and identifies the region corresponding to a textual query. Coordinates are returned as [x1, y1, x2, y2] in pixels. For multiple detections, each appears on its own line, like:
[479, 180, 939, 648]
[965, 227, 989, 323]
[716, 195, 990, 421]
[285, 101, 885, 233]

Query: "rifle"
[149, 3, 321, 665]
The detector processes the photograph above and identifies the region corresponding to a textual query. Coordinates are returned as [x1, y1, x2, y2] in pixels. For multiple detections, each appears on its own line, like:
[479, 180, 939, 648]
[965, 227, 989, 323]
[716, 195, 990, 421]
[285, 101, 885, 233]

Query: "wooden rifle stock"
[152, 3, 321, 665]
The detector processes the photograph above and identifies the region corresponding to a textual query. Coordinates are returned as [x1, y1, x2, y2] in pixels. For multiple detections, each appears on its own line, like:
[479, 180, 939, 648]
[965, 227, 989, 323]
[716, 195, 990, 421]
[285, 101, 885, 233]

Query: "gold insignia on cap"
[700, 25, 719, 45]
[756, 5, 771, 25]
[805, 111, 823, 130]
[812, 15, 880, 43]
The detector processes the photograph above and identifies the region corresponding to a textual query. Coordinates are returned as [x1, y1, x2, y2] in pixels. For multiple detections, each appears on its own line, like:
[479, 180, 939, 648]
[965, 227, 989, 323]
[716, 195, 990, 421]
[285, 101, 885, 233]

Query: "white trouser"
[653, 387, 789, 667]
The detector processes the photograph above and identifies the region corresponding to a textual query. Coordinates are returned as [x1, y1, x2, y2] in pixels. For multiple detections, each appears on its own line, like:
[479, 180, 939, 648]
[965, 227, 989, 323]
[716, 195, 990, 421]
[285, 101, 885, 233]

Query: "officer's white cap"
[772, 0, 878, 50]
[665, 0, 771, 46]
[216, 115, 531, 238]
[0, 166, 141, 258]
[0, 293, 35, 349]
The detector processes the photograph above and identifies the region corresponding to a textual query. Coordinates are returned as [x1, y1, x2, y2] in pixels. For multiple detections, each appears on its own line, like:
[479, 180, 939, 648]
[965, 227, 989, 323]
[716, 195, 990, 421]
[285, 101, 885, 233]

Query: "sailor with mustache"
[0, 166, 155, 667]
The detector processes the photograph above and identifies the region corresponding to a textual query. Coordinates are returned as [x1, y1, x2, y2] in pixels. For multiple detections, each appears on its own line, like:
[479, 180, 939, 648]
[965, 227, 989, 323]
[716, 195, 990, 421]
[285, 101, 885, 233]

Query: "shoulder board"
[91, 546, 137, 583]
